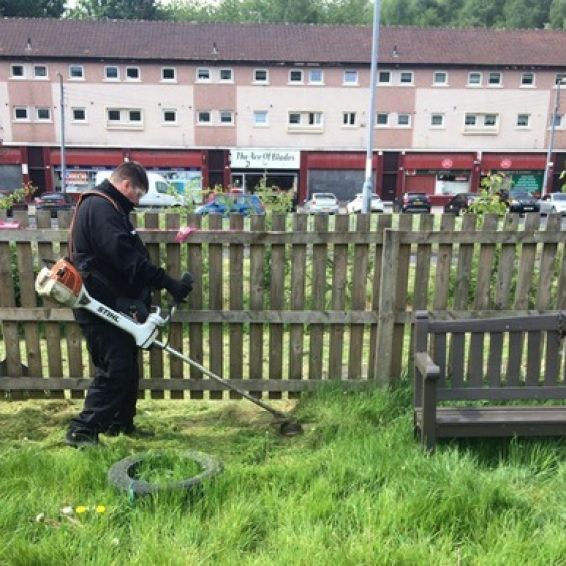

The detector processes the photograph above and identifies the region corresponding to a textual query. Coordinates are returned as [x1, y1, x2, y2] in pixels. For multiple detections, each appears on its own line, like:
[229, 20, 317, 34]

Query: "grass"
[1, 384, 566, 565]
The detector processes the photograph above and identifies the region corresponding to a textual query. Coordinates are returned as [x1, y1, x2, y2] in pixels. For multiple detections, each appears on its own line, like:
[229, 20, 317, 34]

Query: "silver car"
[303, 193, 339, 214]
[538, 192, 566, 215]
[346, 193, 384, 213]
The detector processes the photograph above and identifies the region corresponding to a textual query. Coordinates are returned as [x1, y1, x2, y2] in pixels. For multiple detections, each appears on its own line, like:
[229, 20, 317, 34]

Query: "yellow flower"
[75, 506, 88, 514]
[95, 505, 106, 514]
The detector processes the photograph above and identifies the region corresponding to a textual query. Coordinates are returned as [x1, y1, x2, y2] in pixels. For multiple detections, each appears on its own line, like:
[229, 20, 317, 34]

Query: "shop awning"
[50, 149, 123, 167]
[129, 150, 203, 168]
[403, 153, 476, 170]
[481, 153, 546, 172]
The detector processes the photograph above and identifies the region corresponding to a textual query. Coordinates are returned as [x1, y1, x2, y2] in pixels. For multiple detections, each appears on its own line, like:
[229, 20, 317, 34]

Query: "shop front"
[480, 153, 546, 196]
[229, 148, 300, 196]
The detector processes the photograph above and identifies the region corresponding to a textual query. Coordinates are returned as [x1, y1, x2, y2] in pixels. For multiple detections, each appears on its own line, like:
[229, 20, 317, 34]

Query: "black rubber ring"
[107, 450, 223, 497]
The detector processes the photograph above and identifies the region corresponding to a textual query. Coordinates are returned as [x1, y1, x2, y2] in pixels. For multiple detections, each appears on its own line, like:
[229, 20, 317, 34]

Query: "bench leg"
[422, 378, 437, 452]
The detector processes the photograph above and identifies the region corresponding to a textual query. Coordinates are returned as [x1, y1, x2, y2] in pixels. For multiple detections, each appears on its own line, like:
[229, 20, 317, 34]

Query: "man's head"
[109, 161, 149, 205]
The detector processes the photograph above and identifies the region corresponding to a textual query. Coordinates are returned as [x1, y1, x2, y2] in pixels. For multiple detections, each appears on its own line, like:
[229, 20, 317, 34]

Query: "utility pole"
[542, 78, 565, 194]
[57, 73, 66, 193]
[361, 0, 382, 213]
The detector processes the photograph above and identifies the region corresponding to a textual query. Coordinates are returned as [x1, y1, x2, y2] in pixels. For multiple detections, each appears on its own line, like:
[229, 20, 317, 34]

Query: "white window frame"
[463, 112, 499, 134]
[555, 74, 566, 87]
[253, 69, 269, 84]
[219, 110, 234, 125]
[161, 67, 177, 82]
[516, 113, 530, 128]
[467, 72, 482, 86]
[399, 71, 414, 85]
[287, 111, 323, 131]
[289, 69, 304, 84]
[552, 114, 564, 128]
[464, 113, 478, 127]
[68, 64, 84, 80]
[197, 110, 212, 125]
[106, 108, 144, 129]
[342, 112, 357, 127]
[378, 70, 392, 84]
[219, 68, 233, 82]
[430, 113, 445, 128]
[375, 112, 389, 127]
[13, 106, 29, 121]
[308, 69, 324, 85]
[397, 113, 412, 127]
[35, 107, 51, 122]
[125, 66, 141, 81]
[71, 107, 87, 123]
[10, 64, 25, 79]
[253, 110, 269, 127]
[433, 70, 448, 86]
[487, 72, 502, 87]
[521, 72, 535, 87]
[162, 109, 178, 125]
[104, 66, 120, 81]
[343, 70, 358, 85]
[33, 65, 48, 79]
[196, 68, 211, 82]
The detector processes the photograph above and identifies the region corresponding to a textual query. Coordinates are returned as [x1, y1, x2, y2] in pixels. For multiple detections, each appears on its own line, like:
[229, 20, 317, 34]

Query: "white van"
[94, 170, 184, 208]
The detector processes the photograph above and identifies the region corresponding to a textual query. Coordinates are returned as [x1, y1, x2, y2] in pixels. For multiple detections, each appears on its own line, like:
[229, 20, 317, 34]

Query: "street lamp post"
[542, 78, 565, 194]
[57, 72, 66, 193]
[361, 0, 382, 214]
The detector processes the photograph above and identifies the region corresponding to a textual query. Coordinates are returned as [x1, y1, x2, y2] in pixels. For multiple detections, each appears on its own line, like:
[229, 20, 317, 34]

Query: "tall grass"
[1, 385, 566, 564]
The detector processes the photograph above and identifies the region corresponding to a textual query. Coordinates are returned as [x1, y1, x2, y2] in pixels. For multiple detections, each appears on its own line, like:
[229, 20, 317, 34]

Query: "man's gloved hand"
[163, 272, 193, 303]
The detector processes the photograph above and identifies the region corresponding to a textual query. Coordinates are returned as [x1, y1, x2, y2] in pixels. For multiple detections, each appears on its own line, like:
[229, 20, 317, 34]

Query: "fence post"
[374, 228, 400, 384]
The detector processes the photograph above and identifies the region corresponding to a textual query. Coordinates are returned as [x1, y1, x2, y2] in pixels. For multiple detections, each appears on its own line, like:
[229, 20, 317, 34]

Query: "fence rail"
[1, 209, 565, 397]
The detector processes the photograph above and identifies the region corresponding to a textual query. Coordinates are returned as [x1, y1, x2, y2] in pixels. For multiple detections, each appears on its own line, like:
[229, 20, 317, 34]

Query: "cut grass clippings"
[1, 383, 566, 565]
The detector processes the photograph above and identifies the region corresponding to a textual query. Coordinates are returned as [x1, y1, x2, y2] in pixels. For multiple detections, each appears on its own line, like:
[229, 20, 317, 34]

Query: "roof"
[1, 18, 566, 68]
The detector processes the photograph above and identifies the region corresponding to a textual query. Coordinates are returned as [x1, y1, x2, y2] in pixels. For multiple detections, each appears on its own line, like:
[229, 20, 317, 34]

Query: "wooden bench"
[413, 310, 566, 451]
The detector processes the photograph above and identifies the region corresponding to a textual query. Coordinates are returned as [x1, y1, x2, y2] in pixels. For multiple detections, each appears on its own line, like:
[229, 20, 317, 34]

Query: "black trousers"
[69, 321, 140, 434]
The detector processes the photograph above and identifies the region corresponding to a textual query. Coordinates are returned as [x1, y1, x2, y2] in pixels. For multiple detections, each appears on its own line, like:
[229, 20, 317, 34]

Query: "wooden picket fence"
[0, 209, 565, 399]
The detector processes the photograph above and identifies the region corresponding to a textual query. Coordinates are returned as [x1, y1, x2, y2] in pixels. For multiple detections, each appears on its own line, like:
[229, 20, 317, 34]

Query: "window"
[69, 65, 84, 79]
[430, 113, 444, 127]
[197, 68, 210, 82]
[108, 109, 121, 121]
[34, 65, 48, 79]
[197, 111, 211, 124]
[484, 114, 497, 126]
[288, 111, 323, 129]
[220, 111, 233, 124]
[105, 66, 119, 80]
[433, 71, 447, 85]
[464, 114, 477, 126]
[556, 73, 566, 86]
[343, 70, 358, 85]
[343, 112, 357, 126]
[125, 67, 140, 80]
[72, 108, 87, 122]
[467, 72, 482, 86]
[219, 69, 233, 82]
[106, 108, 143, 127]
[463, 113, 499, 132]
[36, 107, 51, 121]
[289, 70, 303, 83]
[254, 69, 268, 83]
[253, 110, 268, 126]
[13, 107, 29, 121]
[376, 113, 389, 126]
[521, 72, 534, 86]
[308, 69, 324, 84]
[10, 64, 24, 78]
[553, 114, 563, 127]
[516, 114, 530, 127]
[162, 109, 177, 124]
[129, 110, 142, 122]
[400, 71, 413, 84]
[378, 71, 391, 84]
[488, 72, 502, 86]
[161, 67, 176, 81]
[289, 112, 301, 125]
[397, 113, 411, 127]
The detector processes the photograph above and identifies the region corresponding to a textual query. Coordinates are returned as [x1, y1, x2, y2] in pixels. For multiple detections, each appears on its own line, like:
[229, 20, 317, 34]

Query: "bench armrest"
[415, 352, 440, 381]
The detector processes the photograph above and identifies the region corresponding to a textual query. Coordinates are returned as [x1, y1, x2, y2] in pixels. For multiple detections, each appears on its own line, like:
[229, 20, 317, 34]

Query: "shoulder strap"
[68, 190, 120, 257]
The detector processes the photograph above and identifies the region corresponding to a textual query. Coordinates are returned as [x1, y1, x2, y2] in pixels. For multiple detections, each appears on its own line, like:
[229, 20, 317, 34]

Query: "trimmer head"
[277, 419, 304, 437]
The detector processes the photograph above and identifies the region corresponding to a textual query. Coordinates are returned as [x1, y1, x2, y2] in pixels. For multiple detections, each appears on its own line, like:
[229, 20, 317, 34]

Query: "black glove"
[162, 272, 193, 303]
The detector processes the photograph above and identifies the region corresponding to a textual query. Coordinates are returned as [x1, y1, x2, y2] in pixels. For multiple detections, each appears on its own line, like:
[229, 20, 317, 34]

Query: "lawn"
[1, 384, 566, 565]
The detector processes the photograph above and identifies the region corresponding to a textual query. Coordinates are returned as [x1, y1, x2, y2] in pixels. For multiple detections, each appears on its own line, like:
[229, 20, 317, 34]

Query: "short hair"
[110, 161, 149, 193]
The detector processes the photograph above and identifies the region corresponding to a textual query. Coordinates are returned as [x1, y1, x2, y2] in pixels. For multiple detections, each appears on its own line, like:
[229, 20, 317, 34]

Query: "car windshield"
[40, 194, 64, 201]
[510, 191, 530, 198]
[552, 193, 566, 201]
[314, 194, 336, 203]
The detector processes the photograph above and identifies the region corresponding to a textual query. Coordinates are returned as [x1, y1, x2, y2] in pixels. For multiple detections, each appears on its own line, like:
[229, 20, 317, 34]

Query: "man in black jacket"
[66, 161, 192, 448]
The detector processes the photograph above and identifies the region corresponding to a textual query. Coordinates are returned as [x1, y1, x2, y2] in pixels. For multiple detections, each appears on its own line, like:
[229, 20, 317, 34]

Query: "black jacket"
[71, 180, 167, 323]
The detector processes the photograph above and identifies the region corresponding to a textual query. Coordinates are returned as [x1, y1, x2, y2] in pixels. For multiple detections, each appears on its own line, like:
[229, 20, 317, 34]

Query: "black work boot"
[65, 428, 99, 448]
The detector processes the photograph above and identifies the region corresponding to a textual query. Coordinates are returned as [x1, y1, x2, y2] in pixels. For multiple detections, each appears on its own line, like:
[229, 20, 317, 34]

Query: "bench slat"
[429, 315, 560, 334]
[487, 332, 503, 386]
[468, 332, 484, 385]
[450, 333, 465, 386]
[506, 331, 523, 385]
[544, 331, 562, 385]
[526, 331, 542, 385]
[437, 385, 566, 401]
[432, 333, 447, 386]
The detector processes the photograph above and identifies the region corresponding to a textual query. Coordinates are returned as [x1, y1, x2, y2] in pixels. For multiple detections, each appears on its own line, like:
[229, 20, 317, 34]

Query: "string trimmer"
[35, 258, 303, 436]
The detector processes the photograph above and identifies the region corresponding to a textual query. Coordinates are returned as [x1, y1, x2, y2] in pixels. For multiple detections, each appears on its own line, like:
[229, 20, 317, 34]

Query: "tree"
[69, 0, 163, 20]
[502, 0, 552, 29]
[320, 0, 373, 25]
[0, 0, 65, 17]
[549, 0, 566, 28]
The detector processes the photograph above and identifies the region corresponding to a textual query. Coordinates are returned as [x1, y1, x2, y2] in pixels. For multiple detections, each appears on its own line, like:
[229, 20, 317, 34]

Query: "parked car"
[194, 193, 265, 216]
[346, 193, 384, 214]
[538, 192, 566, 215]
[34, 192, 75, 217]
[302, 193, 340, 214]
[504, 189, 540, 213]
[443, 193, 479, 215]
[393, 192, 431, 213]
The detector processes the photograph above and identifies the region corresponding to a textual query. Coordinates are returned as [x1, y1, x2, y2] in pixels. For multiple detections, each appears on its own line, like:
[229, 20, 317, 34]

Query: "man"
[66, 161, 192, 448]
